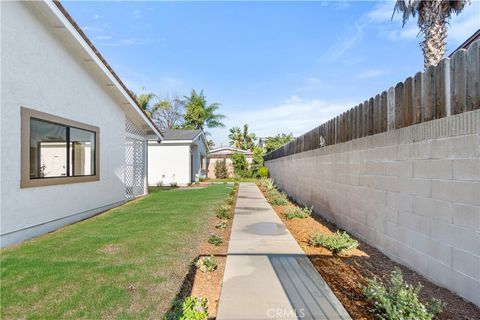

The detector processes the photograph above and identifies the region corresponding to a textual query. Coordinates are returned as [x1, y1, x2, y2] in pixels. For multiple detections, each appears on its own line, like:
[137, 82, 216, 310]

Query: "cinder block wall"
[265, 109, 480, 306]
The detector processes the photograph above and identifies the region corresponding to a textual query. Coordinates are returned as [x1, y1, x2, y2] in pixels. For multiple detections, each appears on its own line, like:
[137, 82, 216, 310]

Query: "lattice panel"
[125, 137, 146, 199]
[125, 115, 145, 137]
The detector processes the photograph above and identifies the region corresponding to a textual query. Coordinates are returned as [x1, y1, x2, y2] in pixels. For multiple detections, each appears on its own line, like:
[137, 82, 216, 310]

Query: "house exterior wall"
[0, 2, 136, 246]
[148, 143, 191, 186]
[265, 110, 480, 306]
[192, 135, 208, 180]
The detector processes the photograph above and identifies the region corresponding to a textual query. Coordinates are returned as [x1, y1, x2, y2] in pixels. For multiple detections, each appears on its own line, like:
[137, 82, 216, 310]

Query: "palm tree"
[228, 124, 257, 150]
[394, 0, 470, 68]
[183, 89, 225, 131]
[132, 90, 157, 117]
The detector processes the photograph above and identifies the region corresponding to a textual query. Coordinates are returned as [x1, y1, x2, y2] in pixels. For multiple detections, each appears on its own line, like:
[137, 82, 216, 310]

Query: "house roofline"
[48, 0, 162, 139]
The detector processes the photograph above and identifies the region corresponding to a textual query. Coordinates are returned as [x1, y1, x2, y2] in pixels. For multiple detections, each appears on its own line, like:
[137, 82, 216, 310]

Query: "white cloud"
[322, 22, 364, 61]
[94, 35, 112, 41]
[355, 68, 385, 79]
[210, 96, 354, 146]
[93, 14, 101, 20]
[133, 10, 142, 19]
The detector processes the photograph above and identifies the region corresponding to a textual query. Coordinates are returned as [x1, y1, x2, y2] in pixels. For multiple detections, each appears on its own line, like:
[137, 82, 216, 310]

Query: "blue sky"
[63, 0, 480, 146]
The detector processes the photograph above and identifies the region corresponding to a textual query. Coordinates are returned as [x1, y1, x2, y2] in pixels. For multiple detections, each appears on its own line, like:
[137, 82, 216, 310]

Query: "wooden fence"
[265, 40, 480, 161]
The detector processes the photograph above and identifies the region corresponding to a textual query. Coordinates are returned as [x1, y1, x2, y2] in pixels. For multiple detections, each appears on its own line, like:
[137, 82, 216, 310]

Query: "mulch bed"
[258, 183, 480, 320]
[172, 184, 238, 319]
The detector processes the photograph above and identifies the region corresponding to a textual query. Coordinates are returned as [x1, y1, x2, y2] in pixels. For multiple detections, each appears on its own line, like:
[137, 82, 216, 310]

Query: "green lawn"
[1, 184, 232, 319]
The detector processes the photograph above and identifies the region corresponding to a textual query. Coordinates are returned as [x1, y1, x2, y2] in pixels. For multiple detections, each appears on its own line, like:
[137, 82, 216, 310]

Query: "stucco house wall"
[148, 132, 208, 186]
[207, 147, 253, 178]
[148, 143, 191, 186]
[0, 1, 158, 246]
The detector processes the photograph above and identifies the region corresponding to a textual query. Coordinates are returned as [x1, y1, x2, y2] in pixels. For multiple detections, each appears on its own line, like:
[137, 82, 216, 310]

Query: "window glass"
[70, 127, 95, 176]
[30, 119, 67, 178]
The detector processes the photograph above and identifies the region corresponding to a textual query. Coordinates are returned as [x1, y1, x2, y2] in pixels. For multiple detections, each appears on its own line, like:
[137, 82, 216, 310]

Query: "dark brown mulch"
[258, 183, 480, 320]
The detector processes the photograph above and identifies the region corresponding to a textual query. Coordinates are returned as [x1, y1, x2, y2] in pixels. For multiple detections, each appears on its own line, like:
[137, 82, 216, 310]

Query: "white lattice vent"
[125, 137, 146, 199]
[125, 115, 145, 137]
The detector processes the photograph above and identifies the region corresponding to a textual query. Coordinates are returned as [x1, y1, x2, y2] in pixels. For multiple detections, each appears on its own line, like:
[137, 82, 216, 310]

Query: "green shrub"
[165, 296, 208, 320]
[208, 234, 223, 246]
[229, 188, 236, 197]
[285, 206, 312, 220]
[267, 190, 289, 206]
[215, 220, 227, 229]
[257, 166, 269, 178]
[225, 197, 234, 205]
[214, 159, 228, 179]
[195, 255, 217, 273]
[231, 152, 251, 178]
[216, 205, 232, 219]
[259, 178, 276, 191]
[363, 268, 444, 320]
[310, 231, 359, 254]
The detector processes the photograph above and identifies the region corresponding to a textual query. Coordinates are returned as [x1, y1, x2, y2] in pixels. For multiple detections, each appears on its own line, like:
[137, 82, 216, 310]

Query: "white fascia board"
[43, 0, 162, 139]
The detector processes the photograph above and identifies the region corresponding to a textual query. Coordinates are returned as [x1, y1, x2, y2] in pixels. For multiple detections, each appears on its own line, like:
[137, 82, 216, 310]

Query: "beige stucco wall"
[207, 155, 253, 179]
[266, 109, 480, 306]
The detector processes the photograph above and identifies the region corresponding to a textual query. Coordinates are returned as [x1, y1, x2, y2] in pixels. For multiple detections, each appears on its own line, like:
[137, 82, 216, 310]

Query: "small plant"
[216, 205, 232, 219]
[363, 268, 444, 320]
[229, 188, 236, 197]
[215, 220, 227, 229]
[165, 296, 208, 320]
[310, 231, 359, 254]
[267, 190, 289, 206]
[170, 181, 178, 187]
[195, 255, 217, 272]
[257, 166, 269, 178]
[225, 197, 234, 205]
[260, 178, 276, 191]
[208, 234, 223, 246]
[215, 159, 228, 179]
[285, 206, 312, 220]
[157, 180, 164, 187]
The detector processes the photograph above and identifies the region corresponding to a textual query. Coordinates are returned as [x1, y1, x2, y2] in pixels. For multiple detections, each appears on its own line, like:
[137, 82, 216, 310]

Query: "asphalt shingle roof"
[162, 130, 202, 141]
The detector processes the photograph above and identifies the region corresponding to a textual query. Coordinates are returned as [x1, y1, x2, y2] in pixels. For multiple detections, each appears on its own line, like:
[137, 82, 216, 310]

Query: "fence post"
[413, 72, 423, 124]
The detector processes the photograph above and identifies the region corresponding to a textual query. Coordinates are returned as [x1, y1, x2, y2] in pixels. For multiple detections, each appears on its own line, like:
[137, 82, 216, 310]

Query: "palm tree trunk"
[421, 17, 447, 68]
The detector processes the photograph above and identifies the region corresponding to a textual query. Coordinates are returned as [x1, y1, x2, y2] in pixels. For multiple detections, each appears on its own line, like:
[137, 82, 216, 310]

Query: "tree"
[214, 159, 228, 179]
[231, 152, 251, 178]
[393, 0, 470, 68]
[228, 124, 257, 150]
[264, 133, 294, 153]
[183, 89, 226, 131]
[251, 146, 267, 177]
[151, 95, 185, 132]
[132, 90, 157, 117]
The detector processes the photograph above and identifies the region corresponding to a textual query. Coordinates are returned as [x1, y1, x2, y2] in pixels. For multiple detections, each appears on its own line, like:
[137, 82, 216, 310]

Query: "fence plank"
[424, 65, 435, 121]
[413, 72, 423, 124]
[381, 91, 388, 132]
[435, 59, 447, 119]
[466, 41, 480, 111]
[403, 77, 413, 127]
[387, 87, 395, 130]
[395, 82, 404, 128]
[450, 49, 467, 114]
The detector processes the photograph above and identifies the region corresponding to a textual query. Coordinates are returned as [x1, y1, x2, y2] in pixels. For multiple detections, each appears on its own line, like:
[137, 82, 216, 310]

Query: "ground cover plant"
[164, 296, 208, 320]
[310, 231, 359, 254]
[285, 206, 312, 220]
[215, 220, 227, 229]
[363, 268, 444, 320]
[195, 255, 217, 273]
[207, 234, 223, 246]
[267, 190, 289, 206]
[216, 205, 232, 219]
[0, 184, 231, 319]
[259, 177, 276, 191]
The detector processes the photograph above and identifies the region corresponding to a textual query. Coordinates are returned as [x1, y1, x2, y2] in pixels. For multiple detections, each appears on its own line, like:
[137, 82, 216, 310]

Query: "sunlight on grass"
[1, 184, 231, 319]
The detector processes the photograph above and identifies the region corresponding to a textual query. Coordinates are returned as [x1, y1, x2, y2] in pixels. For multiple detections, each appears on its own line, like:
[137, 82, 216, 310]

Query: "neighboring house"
[0, 1, 162, 247]
[148, 130, 209, 186]
[449, 28, 480, 57]
[207, 146, 253, 178]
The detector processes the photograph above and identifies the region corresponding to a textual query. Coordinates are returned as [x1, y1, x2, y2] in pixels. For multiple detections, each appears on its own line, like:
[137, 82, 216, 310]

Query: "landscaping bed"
[1, 184, 232, 319]
[166, 182, 239, 319]
[257, 180, 480, 320]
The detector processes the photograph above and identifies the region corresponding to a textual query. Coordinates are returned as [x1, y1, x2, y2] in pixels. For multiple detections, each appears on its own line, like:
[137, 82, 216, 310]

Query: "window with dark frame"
[29, 118, 96, 179]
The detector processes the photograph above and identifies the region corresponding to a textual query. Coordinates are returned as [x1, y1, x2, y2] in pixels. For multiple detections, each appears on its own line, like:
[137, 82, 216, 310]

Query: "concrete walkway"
[216, 183, 351, 320]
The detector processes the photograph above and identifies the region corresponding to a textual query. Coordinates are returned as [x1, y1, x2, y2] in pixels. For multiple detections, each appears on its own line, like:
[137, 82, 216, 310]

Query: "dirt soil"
[258, 184, 480, 320]
[173, 185, 237, 319]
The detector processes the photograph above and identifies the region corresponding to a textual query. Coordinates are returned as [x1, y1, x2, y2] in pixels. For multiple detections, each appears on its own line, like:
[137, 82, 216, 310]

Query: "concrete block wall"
[265, 109, 480, 306]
